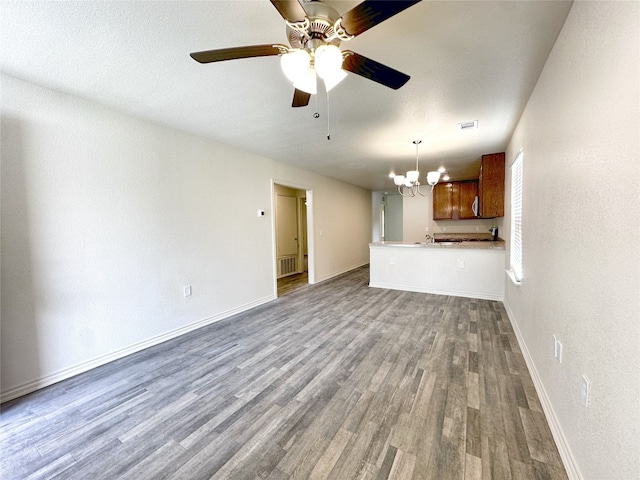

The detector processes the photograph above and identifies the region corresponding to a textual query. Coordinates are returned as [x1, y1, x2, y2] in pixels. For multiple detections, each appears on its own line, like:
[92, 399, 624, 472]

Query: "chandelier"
[393, 140, 441, 197]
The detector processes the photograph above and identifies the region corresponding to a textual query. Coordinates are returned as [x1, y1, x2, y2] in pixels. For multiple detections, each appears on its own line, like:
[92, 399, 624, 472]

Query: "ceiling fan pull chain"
[313, 93, 319, 119]
[326, 89, 331, 140]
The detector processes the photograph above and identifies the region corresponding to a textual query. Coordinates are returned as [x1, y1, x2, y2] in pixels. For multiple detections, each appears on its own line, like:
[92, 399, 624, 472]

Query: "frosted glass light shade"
[323, 69, 347, 92]
[426, 171, 441, 186]
[280, 49, 311, 83]
[314, 45, 343, 79]
[393, 175, 405, 186]
[293, 67, 317, 94]
[406, 170, 420, 183]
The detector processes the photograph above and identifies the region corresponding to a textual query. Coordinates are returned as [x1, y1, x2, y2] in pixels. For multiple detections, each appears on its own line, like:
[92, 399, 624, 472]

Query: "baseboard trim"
[0, 294, 276, 403]
[369, 282, 504, 302]
[313, 262, 369, 285]
[502, 300, 583, 480]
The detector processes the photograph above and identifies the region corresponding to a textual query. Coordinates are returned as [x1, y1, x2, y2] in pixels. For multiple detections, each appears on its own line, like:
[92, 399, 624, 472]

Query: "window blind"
[510, 151, 523, 282]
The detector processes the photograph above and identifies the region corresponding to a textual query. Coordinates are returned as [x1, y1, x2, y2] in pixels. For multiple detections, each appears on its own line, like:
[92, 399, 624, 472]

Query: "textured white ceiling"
[0, 0, 572, 190]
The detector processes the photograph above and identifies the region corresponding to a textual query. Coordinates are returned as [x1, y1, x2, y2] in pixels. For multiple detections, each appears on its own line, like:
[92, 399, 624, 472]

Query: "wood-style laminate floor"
[277, 272, 309, 297]
[1, 266, 568, 480]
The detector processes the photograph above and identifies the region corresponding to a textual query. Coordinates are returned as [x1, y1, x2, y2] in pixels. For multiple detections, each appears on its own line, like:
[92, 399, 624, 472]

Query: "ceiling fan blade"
[270, 0, 307, 23]
[292, 89, 311, 108]
[342, 51, 410, 90]
[190, 44, 286, 64]
[339, 0, 421, 37]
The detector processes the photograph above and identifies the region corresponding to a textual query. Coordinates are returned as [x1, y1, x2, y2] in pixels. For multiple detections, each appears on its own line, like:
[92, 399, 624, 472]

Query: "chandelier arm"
[416, 184, 433, 196]
[397, 185, 414, 197]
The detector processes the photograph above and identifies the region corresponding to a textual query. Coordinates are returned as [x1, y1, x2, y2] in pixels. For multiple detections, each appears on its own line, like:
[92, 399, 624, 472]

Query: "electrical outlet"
[581, 374, 591, 407]
[425, 226, 429, 232]
[184, 285, 192, 297]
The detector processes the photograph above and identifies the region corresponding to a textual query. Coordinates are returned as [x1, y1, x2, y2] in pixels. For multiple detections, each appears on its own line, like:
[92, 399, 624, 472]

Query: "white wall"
[503, 2, 639, 479]
[402, 194, 429, 242]
[0, 75, 371, 400]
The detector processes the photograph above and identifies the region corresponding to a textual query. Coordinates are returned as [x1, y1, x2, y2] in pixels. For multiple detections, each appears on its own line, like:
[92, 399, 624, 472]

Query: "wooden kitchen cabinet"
[458, 181, 479, 219]
[478, 152, 505, 218]
[433, 180, 478, 220]
[433, 183, 454, 220]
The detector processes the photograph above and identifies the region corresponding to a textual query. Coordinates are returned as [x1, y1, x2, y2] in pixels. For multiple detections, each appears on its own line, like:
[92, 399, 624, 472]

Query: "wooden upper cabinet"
[433, 183, 454, 220]
[433, 181, 478, 220]
[478, 153, 505, 218]
[458, 181, 479, 219]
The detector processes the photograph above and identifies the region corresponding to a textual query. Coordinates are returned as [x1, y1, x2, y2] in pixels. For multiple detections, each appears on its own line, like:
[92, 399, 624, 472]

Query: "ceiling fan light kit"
[190, 0, 422, 107]
[280, 44, 347, 94]
[394, 140, 441, 197]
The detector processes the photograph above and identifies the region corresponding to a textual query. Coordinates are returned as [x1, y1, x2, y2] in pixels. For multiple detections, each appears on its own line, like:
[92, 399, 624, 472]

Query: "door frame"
[271, 180, 315, 296]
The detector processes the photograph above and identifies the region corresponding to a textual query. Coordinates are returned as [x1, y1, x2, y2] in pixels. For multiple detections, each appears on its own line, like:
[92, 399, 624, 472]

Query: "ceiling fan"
[190, 0, 422, 107]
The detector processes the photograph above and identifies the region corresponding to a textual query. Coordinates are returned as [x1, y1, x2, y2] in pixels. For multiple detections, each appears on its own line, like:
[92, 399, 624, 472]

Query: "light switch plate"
[581, 374, 591, 407]
[557, 340, 563, 363]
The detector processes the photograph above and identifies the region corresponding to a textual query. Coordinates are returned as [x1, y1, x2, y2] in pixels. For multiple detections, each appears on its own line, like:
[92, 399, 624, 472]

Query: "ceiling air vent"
[458, 120, 478, 131]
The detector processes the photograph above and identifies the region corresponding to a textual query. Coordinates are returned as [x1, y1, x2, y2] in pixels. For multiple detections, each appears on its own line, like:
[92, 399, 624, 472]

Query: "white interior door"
[277, 195, 298, 257]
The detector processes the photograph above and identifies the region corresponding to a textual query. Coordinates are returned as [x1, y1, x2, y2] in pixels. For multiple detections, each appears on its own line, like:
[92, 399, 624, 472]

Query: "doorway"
[372, 191, 403, 242]
[273, 183, 312, 296]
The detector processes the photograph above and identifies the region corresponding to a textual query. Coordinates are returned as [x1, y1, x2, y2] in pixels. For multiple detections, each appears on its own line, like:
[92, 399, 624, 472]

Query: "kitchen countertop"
[369, 239, 505, 250]
[433, 232, 495, 241]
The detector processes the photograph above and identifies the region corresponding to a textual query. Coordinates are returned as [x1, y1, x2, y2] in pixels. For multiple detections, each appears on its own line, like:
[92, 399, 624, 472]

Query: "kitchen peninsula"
[369, 236, 505, 300]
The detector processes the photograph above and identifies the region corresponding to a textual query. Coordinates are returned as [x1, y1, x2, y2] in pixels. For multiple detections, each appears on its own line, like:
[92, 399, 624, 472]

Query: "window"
[510, 150, 523, 283]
